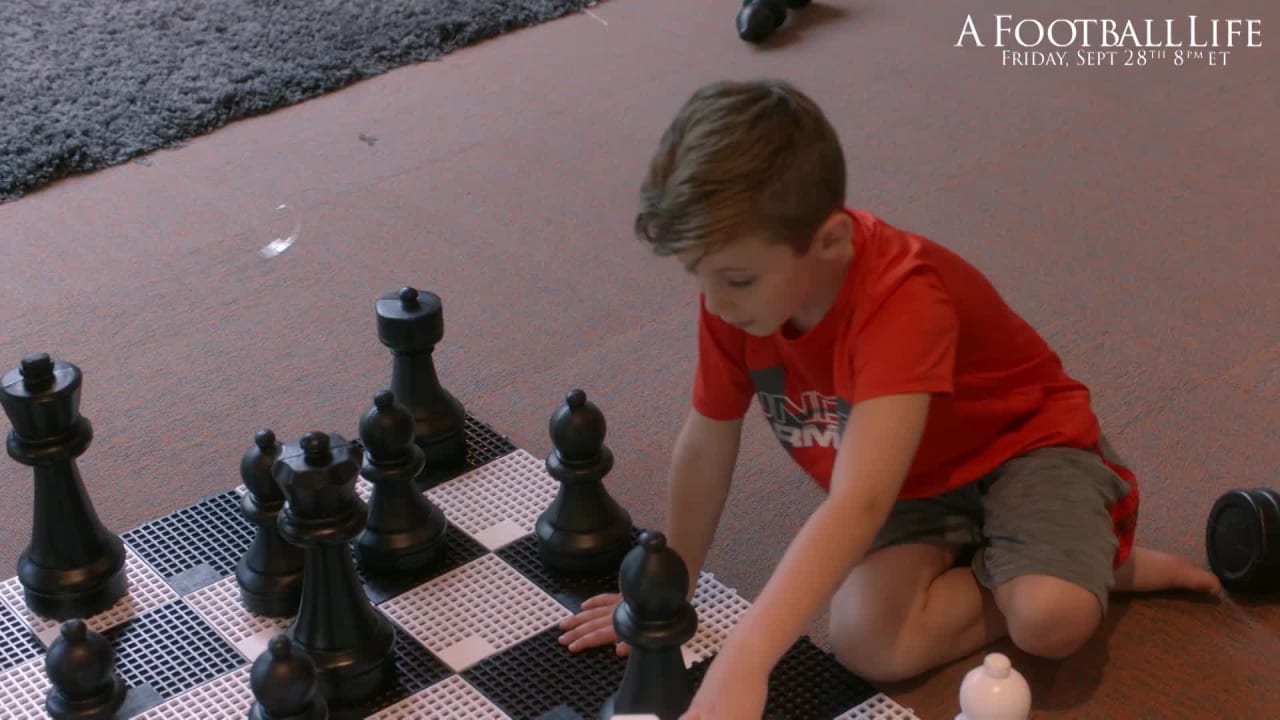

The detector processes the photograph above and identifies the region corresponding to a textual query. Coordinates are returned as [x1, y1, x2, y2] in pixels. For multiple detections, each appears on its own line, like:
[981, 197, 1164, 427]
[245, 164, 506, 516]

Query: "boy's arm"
[666, 408, 744, 599]
[715, 391, 932, 675]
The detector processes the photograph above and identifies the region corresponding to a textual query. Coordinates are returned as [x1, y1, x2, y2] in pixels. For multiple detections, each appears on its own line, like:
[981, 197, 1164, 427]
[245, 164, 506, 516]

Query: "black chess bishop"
[600, 530, 697, 720]
[0, 353, 127, 620]
[536, 389, 633, 575]
[354, 389, 449, 579]
[376, 286, 468, 484]
[236, 429, 304, 617]
[274, 431, 396, 709]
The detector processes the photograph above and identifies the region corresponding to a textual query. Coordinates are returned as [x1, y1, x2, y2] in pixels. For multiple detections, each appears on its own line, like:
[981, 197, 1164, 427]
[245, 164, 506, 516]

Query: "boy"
[557, 78, 1220, 718]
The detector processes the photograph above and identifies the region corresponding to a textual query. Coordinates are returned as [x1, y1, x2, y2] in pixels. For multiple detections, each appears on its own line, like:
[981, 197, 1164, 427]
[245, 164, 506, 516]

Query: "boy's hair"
[635, 78, 846, 261]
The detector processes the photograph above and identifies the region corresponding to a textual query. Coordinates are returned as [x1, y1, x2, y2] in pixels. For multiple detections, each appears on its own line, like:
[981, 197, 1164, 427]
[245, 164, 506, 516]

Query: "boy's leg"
[828, 483, 1008, 683]
[973, 439, 1133, 659]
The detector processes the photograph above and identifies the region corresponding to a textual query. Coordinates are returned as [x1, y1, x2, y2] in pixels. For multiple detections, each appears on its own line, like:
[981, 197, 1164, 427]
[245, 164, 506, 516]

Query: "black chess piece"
[354, 390, 449, 579]
[375, 286, 468, 485]
[236, 429, 304, 617]
[600, 531, 697, 720]
[0, 353, 127, 620]
[536, 389, 634, 576]
[736, 0, 787, 43]
[248, 634, 329, 720]
[44, 619, 127, 720]
[274, 432, 396, 708]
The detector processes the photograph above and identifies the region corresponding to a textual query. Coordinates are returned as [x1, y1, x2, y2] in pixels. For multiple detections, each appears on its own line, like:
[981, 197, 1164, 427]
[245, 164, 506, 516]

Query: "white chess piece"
[954, 652, 1031, 720]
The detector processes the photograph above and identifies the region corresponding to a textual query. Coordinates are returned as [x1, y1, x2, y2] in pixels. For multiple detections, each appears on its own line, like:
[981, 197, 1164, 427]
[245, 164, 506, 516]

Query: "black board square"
[334, 621, 455, 718]
[121, 490, 254, 594]
[104, 600, 245, 700]
[0, 600, 42, 674]
[362, 525, 490, 604]
[463, 626, 629, 720]
[418, 414, 517, 490]
[687, 636, 878, 719]
[495, 531, 643, 613]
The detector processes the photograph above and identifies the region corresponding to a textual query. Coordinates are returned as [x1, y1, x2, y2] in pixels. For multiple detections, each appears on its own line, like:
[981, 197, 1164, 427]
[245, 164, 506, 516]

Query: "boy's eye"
[726, 278, 755, 288]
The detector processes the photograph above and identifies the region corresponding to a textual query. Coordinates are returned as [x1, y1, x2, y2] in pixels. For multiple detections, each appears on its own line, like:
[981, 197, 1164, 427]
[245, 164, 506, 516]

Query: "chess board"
[0, 414, 922, 720]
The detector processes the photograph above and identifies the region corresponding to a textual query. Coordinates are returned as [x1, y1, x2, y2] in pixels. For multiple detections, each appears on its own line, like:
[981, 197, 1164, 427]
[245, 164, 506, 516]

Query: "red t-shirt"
[692, 207, 1102, 499]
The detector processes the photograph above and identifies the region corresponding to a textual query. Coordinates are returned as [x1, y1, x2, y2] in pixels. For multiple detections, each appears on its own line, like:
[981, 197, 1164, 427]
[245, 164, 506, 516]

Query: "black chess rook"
[248, 634, 330, 720]
[536, 389, 633, 576]
[354, 390, 449, 578]
[0, 353, 127, 620]
[600, 530, 697, 720]
[376, 286, 468, 484]
[44, 619, 127, 720]
[236, 429, 304, 617]
[274, 432, 396, 709]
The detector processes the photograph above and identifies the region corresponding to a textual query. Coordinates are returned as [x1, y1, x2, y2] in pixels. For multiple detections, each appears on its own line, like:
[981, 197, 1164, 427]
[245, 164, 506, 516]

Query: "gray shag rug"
[0, 0, 595, 203]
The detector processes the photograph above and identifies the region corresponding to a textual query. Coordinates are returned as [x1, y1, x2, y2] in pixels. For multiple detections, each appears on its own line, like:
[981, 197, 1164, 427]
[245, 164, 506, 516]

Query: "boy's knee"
[998, 575, 1102, 659]
[828, 614, 919, 683]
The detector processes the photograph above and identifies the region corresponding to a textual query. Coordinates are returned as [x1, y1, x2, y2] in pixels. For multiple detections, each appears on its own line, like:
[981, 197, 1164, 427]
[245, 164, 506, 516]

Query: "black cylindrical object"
[1206, 487, 1280, 593]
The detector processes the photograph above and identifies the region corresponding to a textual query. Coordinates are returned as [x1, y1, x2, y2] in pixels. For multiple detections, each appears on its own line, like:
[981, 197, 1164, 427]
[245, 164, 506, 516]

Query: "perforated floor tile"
[0, 657, 48, 719]
[462, 626, 629, 720]
[121, 490, 255, 595]
[687, 636, 878, 719]
[833, 693, 922, 719]
[0, 600, 41, 675]
[495, 530, 640, 613]
[353, 620, 457, 716]
[685, 572, 753, 665]
[132, 666, 252, 719]
[380, 553, 570, 672]
[369, 675, 510, 719]
[183, 575, 291, 659]
[427, 450, 560, 550]
[415, 414, 519, 490]
[106, 600, 245, 700]
[362, 521, 490, 604]
[0, 549, 179, 646]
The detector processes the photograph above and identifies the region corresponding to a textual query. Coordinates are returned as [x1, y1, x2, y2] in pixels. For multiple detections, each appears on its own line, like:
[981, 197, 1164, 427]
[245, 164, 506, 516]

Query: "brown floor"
[1, 0, 1278, 717]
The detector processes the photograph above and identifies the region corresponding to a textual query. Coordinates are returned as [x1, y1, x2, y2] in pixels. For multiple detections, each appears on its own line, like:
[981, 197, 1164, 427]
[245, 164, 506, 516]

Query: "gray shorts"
[871, 436, 1136, 615]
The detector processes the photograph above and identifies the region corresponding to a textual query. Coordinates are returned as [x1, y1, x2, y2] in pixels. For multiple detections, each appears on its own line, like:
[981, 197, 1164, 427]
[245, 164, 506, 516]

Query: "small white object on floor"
[954, 652, 1031, 720]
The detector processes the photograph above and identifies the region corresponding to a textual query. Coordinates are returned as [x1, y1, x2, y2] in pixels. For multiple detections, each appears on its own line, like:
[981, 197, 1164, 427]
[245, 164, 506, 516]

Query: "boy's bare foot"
[1115, 546, 1222, 594]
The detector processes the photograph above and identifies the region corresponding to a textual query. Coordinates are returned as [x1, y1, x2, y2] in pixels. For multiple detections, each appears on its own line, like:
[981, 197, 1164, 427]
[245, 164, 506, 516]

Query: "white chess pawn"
[954, 652, 1031, 720]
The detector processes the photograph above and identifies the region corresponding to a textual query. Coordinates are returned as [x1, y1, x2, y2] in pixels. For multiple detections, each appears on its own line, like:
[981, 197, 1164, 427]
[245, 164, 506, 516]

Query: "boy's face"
[678, 212, 854, 337]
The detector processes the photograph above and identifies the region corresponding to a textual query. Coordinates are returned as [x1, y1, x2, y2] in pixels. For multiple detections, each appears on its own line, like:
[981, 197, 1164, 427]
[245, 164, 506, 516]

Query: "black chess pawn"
[236, 429, 304, 617]
[0, 353, 127, 620]
[248, 634, 329, 720]
[736, 0, 787, 43]
[375, 286, 468, 484]
[600, 531, 697, 720]
[275, 432, 396, 708]
[354, 390, 449, 579]
[44, 619, 127, 720]
[536, 389, 634, 576]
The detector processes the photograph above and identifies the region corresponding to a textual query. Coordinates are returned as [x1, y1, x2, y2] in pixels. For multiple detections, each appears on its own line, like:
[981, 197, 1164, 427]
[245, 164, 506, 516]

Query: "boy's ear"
[812, 210, 854, 257]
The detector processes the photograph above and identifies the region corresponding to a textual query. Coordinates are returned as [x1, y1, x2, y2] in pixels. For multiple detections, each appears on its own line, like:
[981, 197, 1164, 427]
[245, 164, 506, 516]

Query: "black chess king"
[1, 353, 127, 620]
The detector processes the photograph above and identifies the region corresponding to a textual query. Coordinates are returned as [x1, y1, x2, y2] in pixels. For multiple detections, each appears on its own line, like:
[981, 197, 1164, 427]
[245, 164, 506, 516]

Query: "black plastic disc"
[1205, 487, 1280, 593]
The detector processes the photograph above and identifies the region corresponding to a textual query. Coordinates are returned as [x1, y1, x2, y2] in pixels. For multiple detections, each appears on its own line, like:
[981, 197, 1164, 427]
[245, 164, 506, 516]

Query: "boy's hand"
[557, 592, 631, 656]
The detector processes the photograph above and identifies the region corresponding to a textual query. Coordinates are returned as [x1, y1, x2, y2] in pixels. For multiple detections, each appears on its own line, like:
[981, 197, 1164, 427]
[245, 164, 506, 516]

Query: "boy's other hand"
[557, 592, 630, 655]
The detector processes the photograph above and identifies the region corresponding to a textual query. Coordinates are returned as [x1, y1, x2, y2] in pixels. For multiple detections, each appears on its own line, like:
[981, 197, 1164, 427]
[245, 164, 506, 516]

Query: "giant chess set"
[0, 286, 928, 719]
